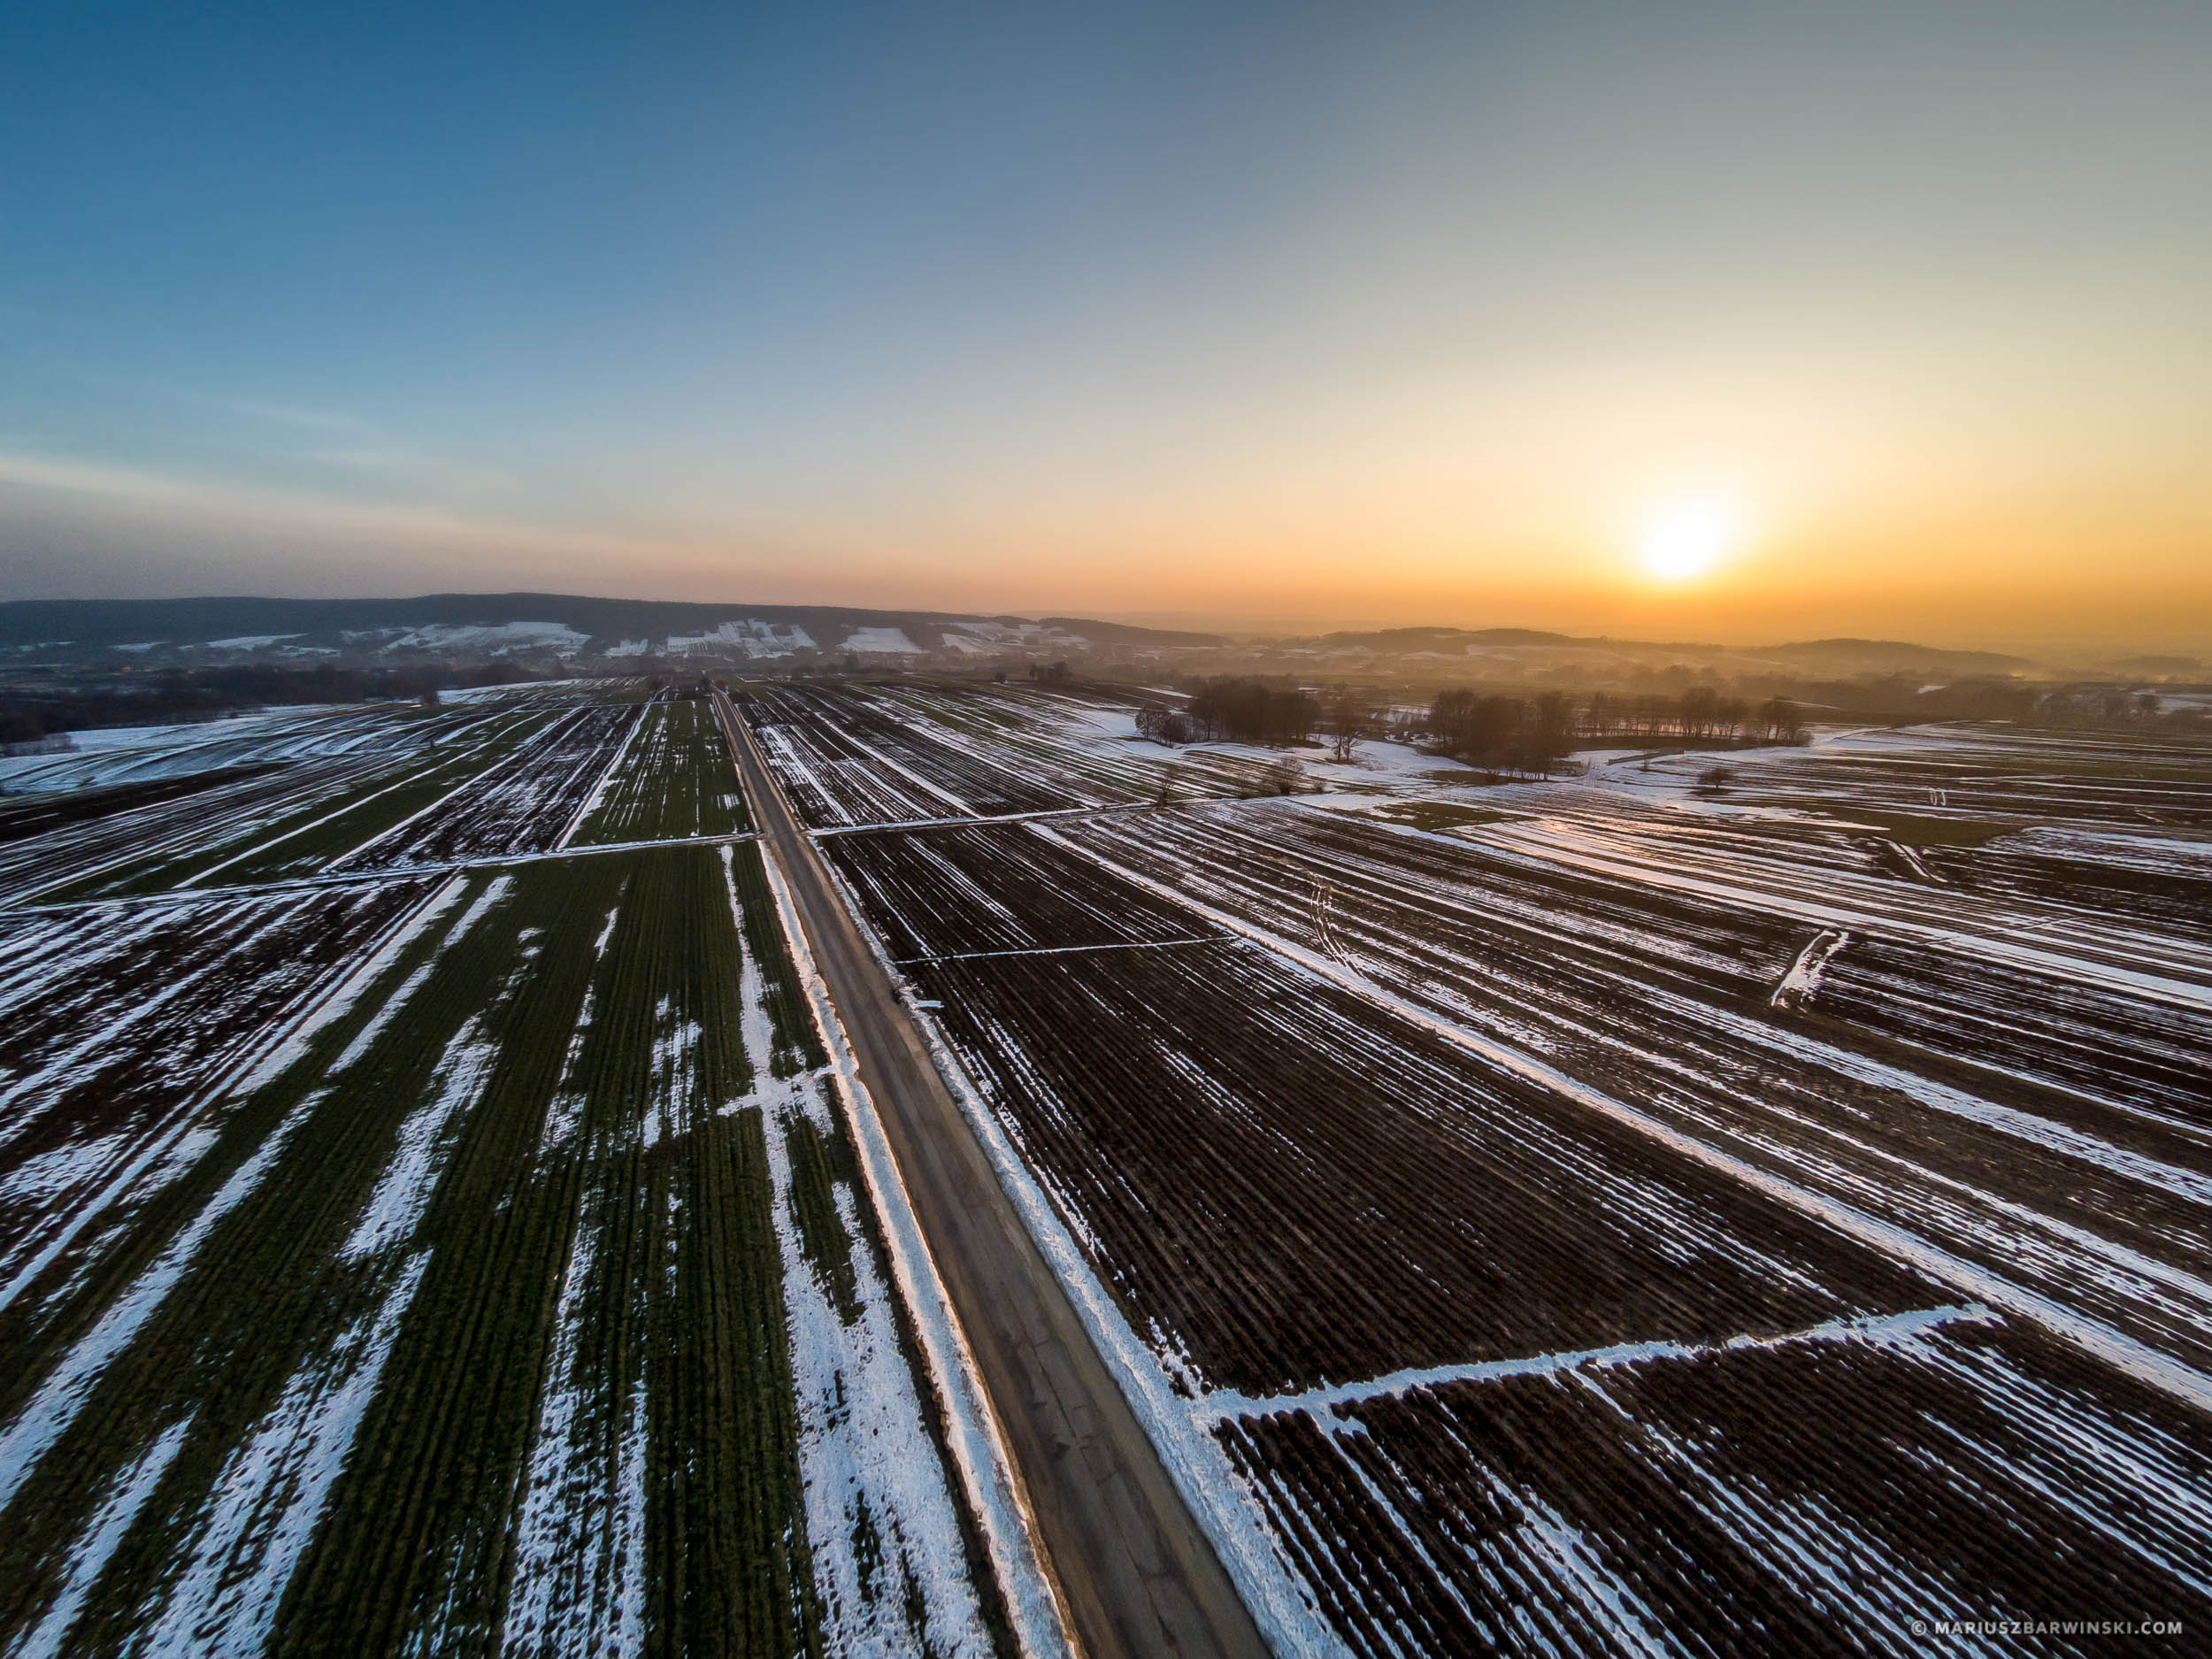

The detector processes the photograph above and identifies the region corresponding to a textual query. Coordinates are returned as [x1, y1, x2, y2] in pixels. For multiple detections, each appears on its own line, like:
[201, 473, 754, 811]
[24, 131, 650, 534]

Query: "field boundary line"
[895, 936, 1224, 966]
[752, 837, 1075, 1659]
[1202, 1304, 1997, 1421]
[0, 833, 762, 917]
[1032, 823, 2212, 1418]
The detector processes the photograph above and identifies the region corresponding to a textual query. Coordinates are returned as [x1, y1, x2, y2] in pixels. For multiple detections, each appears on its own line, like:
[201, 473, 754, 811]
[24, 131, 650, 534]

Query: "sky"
[2, 0, 2208, 647]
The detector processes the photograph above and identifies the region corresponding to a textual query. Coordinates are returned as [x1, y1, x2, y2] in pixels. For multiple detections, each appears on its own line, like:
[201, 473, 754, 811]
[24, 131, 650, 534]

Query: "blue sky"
[3, 2, 2207, 642]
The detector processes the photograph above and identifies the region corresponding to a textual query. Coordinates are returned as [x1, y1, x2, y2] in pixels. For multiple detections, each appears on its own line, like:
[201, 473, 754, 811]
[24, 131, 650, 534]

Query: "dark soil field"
[810, 696, 2212, 1654]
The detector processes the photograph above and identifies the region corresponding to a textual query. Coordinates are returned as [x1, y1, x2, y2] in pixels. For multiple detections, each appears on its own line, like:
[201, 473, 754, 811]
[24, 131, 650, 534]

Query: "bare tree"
[1755, 696, 1807, 745]
[1327, 688, 1365, 763]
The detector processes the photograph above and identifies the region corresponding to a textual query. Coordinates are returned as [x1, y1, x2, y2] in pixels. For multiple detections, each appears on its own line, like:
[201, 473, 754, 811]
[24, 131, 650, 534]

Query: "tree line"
[1137, 678, 1317, 746]
[1423, 687, 1807, 772]
[1130, 677, 1814, 772]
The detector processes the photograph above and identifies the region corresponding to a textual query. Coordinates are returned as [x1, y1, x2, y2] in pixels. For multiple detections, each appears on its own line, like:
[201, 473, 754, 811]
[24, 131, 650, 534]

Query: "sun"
[1640, 496, 1748, 582]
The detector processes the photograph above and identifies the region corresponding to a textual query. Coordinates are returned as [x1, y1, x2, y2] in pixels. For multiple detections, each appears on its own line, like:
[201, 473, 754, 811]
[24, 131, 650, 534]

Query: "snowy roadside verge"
[755, 842, 1073, 1659]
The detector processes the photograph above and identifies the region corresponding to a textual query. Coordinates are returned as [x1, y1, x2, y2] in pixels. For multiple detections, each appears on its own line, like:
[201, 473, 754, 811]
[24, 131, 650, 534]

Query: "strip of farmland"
[568, 695, 749, 845]
[0, 702, 547, 903]
[1041, 804, 2212, 1367]
[741, 680, 1304, 830]
[0, 821, 1005, 1649]
[333, 703, 643, 869]
[1586, 725, 2212, 936]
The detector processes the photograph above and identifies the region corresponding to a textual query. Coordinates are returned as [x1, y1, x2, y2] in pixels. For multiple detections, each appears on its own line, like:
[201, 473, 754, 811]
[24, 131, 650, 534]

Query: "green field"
[571, 698, 751, 846]
[0, 690, 1002, 1658]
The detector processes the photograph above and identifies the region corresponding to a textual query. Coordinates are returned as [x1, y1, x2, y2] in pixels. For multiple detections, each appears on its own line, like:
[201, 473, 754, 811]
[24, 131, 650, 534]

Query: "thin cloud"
[299, 447, 514, 492]
[0, 448, 644, 558]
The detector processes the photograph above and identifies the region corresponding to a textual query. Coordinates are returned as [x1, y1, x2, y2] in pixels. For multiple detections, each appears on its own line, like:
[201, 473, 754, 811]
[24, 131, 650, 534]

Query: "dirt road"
[714, 688, 1271, 1659]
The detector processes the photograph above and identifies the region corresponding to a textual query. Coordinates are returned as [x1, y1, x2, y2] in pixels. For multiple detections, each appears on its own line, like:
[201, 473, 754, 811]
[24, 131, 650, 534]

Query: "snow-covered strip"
[805, 852, 1346, 1659]
[829, 729, 980, 818]
[325, 878, 504, 1077]
[534, 902, 625, 1158]
[1470, 816, 2212, 1012]
[1770, 927, 1849, 1009]
[895, 936, 1219, 966]
[132, 1250, 429, 1656]
[228, 878, 470, 1093]
[0, 705, 402, 795]
[1204, 1304, 1995, 1421]
[0, 933, 228, 1125]
[755, 846, 1073, 1659]
[175, 753, 449, 889]
[9, 1415, 196, 1659]
[748, 1004, 995, 1650]
[810, 801, 1156, 839]
[339, 1018, 497, 1260]
[500, 1200, 651, 1657]
[319, 720, 545, 869]
[1031, 823, 2212, 1416]
[756, 725, 853, 827]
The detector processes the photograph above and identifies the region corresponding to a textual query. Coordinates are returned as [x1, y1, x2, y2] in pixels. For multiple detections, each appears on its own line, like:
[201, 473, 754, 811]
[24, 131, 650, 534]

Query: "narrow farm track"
[717, 687, 1270, 1659]
[0, 830, 763, 920]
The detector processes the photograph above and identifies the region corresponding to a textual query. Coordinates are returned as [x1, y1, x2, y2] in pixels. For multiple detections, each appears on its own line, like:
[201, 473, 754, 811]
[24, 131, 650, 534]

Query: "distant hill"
[0, 595, 2070, 687]
[1755, 638, 2032, 675]
[1317, 626, 1578, 651]
[0, 594, 1220, 665]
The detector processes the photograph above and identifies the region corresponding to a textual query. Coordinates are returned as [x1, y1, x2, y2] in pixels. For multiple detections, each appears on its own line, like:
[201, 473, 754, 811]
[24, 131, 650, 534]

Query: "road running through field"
[716, 687, 1270, 1659]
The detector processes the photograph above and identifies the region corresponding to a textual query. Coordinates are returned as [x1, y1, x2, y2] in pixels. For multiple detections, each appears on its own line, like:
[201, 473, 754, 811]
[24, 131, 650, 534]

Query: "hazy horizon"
[4, 582, 2196, 661]
[4, 2, 2208, 650]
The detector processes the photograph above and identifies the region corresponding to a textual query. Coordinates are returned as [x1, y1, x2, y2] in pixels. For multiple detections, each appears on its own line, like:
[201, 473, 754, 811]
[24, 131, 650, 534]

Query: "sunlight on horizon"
[1639, 495, 1751, 585]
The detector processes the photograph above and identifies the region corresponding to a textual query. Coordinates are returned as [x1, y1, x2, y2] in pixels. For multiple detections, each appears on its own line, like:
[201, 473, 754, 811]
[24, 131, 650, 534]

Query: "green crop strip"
[0, 846, 828, 1657]
[782, 1112, 863, 1325]
[571, 700, 751, 847]
[724, 842, 826, 1078]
